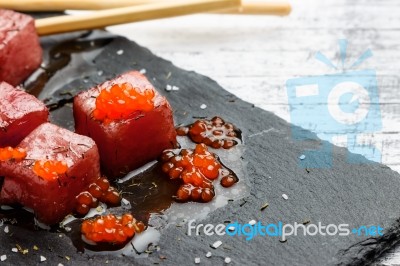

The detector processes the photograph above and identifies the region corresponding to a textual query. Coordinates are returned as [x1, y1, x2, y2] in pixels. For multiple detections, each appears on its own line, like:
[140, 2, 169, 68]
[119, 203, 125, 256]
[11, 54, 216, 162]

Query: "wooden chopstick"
[35, 0, 241, 36]
[0, 0, 292, 16]
[215, 1, 291, 15]
[0, 0, 150, 11]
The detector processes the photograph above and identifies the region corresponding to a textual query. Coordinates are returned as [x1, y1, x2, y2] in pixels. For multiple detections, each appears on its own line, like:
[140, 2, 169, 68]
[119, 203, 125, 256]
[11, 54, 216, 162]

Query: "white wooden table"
[102, 0, 400, 263]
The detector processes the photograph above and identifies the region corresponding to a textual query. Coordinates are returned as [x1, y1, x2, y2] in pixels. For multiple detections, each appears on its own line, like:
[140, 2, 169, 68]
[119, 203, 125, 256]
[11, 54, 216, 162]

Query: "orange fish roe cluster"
[32, 160, 68, 181]
[176, 116, 241, 149]
[92, 82, 155, 123]
[75, 177, 121, 215]
[0, 147, 27, 162]
[161, 143, 238, 202]
[81, 213, 145, 244]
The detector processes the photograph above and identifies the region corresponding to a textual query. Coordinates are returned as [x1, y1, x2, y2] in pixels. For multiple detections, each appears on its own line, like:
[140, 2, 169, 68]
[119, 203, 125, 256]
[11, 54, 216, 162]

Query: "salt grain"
[11, 248, 18, 253]
[248, 220, 257, 226]
[97, 70, 103, 76]
[224, 257, 231, 264]
[40, 255, 46, 262]
[200, 104, 207, 109]
[1, 205, 13, 211]
[58, 264, 64, 266]
[121, 198, 131, 209]
[299, 154, 306, 160]
[166, 84, 180, 91]
[116, 50, 124, 55]
[282, 194, 289, 200]
[211, 240, 222, 249]
[228, 226, 235, 231]
[0, 255, 6, 261]
[206, 252, 212, 258]
[194, 257, 200, 264]
[139, 68, 146, 74]
[4, 226, 9, 233]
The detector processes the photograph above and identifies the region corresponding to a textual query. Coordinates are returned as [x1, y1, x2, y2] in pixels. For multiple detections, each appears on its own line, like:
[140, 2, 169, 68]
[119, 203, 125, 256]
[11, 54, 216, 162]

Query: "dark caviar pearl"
[224, 123, 234, 130]
[161, 150, 175, 162]
[203, 137, 213, 146]
[90, 197, 99, 208]
[105, 188, 121, 205]
[96, 177, 110, 191]
[133, 221, 146, 233]
[77, 192, 93, 205]
[211, 117, 224, 126]
[169, 167, 183, 179]
[190, 187, 202, 201]
[201, 188, 215, 202]
[176, 186, 190, 201]
[211, 139, 223, 149]
[76, 204, 90, 215]
[180, 149, 191, 156]
[88, 184, 103, 198]
[170, 155, 182, 164]
[162, 162, 174, 173]
[176, 126, 189, 136]
[221, 175, 238, 188]
[223, 139, 235, 149]
[227, 131, 236, 137]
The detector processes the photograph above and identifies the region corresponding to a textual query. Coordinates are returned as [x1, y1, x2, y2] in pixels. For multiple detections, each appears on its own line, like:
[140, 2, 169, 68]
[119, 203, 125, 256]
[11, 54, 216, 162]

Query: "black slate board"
[1, 30, 400, 266]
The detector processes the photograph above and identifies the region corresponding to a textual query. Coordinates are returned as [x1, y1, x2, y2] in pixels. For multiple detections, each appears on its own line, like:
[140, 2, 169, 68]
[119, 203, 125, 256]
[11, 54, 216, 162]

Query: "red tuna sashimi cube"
[0, 123, 100, 225]
[0, 10, 42, 86]
[73, 71, 177, 178]
[0, 82, 49, 147]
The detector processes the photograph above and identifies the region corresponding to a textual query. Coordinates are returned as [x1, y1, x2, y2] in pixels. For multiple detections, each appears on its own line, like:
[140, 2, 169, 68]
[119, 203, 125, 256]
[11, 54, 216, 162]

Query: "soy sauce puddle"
[24, 31, 116, 131]
[25, 31, 114, 102]
[0, 32, 250, 258]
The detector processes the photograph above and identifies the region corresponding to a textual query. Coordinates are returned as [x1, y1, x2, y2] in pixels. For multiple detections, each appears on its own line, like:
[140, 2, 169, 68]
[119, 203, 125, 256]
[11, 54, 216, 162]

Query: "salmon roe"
[0, 147, 27, 162]
[160, 143, 238, 202]
[176, 116, 241, 149]
[32, 160, 68, 180]
[81, 213, 145, 244]
[93, 82, 155, 123]
[75, 177, 122, 216]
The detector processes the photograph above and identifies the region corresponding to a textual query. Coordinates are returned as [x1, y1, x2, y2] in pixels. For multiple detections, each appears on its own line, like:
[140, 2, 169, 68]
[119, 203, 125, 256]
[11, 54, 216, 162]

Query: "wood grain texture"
[2, 0, 291, 15]
[95, 0, 400, 263]
[35, 0, 240, 35]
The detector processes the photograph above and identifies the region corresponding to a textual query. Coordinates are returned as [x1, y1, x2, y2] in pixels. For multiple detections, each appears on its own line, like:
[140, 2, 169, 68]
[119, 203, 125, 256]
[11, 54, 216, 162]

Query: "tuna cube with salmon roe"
[0, 9, 42, 86]
[73, 71, 177, 178]
[0, 81, 49, 147]
[0, 123, 101, 225]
